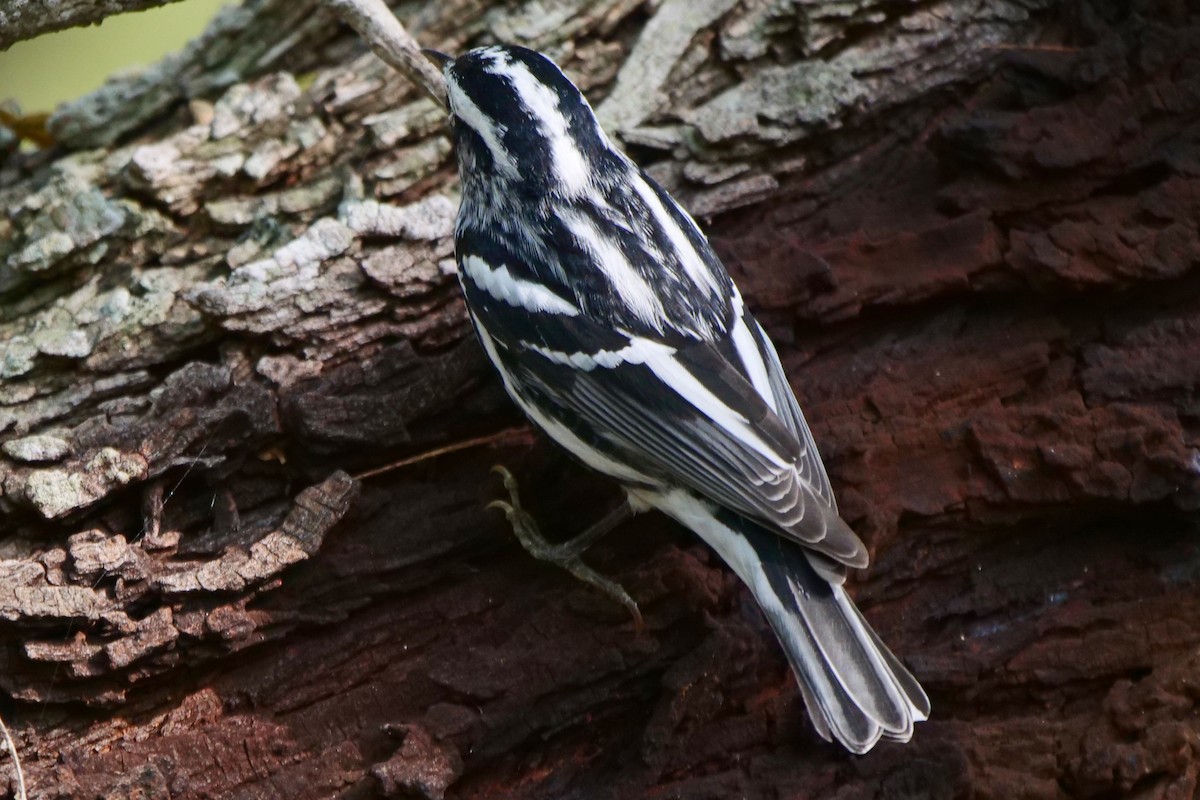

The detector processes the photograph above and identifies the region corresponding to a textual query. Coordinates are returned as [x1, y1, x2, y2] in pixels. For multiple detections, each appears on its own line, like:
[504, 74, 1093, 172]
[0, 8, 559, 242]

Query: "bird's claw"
[485, 499, 514, 516]
[488, 464, 642, 628]
[490, 464, 521, 505]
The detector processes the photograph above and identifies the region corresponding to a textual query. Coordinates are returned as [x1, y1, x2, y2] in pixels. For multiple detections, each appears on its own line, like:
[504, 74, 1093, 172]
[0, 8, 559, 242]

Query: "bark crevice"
[2, 1, 1199, 797]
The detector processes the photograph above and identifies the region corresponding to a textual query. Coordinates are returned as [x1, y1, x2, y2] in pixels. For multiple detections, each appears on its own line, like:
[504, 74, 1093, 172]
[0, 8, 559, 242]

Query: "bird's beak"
[422, 49, 453, 69]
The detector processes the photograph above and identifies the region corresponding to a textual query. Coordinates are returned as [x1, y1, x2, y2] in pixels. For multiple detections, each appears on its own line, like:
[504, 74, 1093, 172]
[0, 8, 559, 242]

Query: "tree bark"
[0, 0, 187, 51]
[3, 1, 1200, 798]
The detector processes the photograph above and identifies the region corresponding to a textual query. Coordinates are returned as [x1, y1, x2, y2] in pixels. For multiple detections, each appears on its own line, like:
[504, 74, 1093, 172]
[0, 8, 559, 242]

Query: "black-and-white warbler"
[432, 44, 929, 753]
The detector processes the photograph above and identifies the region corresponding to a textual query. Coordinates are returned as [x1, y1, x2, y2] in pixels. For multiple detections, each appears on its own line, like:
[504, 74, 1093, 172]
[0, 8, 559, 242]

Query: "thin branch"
[980, 43, 1079, 52]
[320, 0, 447, 105]
[353, 427, 530, 480]
[0, 0, 186, 51]
[0, 711, 27, 800]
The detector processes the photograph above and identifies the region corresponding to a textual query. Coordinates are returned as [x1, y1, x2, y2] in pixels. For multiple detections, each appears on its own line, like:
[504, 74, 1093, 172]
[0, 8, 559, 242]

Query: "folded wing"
[468, 288, 867, 568]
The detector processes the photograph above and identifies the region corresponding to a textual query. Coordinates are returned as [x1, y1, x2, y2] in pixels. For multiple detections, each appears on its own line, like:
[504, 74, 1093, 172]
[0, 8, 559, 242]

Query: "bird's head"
[431, 45, 612, 195]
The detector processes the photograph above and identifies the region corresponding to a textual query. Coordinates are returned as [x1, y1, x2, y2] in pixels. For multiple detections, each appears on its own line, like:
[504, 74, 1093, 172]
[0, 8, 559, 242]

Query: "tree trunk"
[3, 1, 1200, 797]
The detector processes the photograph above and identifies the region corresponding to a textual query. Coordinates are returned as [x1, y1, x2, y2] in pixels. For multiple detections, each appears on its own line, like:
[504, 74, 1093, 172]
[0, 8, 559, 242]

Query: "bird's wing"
[720, 293, 837, 510]
[464, 272, 866, 567]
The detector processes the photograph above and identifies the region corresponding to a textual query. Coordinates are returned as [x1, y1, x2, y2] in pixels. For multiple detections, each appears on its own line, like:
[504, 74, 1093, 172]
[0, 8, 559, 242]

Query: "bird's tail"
[703, 507, 930, 753]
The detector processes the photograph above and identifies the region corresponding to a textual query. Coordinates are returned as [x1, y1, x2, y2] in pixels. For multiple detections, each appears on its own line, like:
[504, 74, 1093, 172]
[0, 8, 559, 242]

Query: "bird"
[428, 44, 929, 754]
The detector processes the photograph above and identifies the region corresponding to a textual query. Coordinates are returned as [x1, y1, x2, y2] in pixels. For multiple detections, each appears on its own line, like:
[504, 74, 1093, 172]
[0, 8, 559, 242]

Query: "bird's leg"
[488, 465, 641, 626]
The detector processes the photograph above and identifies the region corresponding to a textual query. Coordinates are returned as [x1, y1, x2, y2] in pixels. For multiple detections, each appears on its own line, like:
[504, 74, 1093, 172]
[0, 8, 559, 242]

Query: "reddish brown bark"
[3, 2, 1200, 799]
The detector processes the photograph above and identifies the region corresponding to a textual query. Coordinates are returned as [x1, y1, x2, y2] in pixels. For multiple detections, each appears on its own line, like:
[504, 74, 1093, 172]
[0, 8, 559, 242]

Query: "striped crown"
[442, 45, 612, 194]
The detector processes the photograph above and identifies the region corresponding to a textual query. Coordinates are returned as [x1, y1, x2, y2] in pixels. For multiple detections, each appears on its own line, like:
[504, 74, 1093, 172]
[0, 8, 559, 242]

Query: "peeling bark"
[3, 1, 1200, 798]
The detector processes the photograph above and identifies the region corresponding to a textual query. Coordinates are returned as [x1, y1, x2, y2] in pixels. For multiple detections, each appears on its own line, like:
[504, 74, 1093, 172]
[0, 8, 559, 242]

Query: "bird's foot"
[488, 465, 642, 627]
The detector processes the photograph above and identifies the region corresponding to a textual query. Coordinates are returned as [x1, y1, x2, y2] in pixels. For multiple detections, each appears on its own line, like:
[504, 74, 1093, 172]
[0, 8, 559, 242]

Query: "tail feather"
[693, 502, 928, 753]
[849, 600, 931, 724]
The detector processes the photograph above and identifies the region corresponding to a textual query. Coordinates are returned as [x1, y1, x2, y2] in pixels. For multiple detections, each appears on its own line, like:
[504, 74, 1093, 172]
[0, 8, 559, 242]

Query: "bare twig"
[353, 428, 530, 480]
[980, 43, 1079, 52]
[0, 711, 27, 800]
[321, 0, 447, 105]
[0, 0, 186, 51]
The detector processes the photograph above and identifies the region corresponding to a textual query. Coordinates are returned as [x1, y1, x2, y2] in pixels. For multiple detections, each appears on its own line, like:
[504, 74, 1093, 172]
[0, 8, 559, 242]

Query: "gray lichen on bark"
[15, 0, 1172, 796]
[0, 0, 1049, 694]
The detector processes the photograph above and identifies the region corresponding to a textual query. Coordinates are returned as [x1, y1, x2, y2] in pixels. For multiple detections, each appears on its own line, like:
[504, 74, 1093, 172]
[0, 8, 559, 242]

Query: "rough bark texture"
[3, 0, 1200, 798]
[0, 0, 187, 51]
